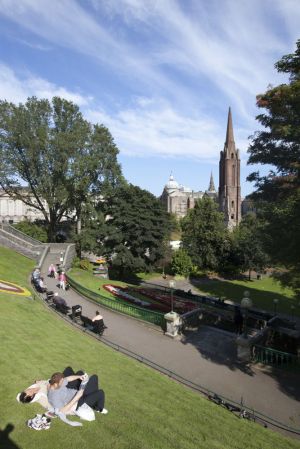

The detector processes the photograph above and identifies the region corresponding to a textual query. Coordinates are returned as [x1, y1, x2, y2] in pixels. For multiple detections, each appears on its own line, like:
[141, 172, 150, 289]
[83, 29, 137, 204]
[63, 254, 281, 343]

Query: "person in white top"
[92, 311, 103, 322]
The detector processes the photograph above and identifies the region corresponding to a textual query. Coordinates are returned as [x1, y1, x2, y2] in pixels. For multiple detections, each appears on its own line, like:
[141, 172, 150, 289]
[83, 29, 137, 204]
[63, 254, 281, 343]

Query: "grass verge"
[192, 276, 299, 316]
[1, 246, 299, 449]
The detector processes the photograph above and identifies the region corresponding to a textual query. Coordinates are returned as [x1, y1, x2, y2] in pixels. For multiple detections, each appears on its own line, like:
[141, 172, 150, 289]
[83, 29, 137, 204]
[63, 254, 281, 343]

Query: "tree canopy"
[247, 40, 300, 296]
[0, 96, 121, 241]
[181, 196, 230, 271]
[92, 183, 172, 276]
[231, 214, 269, 280]
[247, 39, 300, 199]
[171, 248, 193, 278]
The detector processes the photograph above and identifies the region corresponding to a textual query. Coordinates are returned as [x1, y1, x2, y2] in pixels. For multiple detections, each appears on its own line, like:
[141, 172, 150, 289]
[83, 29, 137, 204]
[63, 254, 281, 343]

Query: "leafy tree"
[171, 248, 193, 278]
[247, 40, 300, 295]
[181, 196, 230, 271]
[232, 214, 269, 280]
[14, 220, 48, 243]
[72, 205, 107, 255]
[0, 96, 121, 242]
[156, 241, 173, 276]
[97, 184, 172, 277]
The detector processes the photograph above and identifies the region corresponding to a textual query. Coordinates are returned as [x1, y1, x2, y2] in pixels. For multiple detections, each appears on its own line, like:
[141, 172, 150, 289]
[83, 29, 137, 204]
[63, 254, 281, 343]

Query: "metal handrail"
[38, 245, 50, 269]
[67, 276, 165, 328]
[252, 344, 299, 369]
[1, 223, 43, 246]
[39, 294, 300, 436]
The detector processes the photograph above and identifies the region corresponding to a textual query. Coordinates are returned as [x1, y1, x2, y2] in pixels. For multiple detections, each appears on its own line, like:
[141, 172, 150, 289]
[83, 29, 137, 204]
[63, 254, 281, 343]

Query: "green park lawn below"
[1, 247, 300, 449]
[192, 275, 299, 317]
[68, 267, 132, 300]
[68, 266, 299, 317]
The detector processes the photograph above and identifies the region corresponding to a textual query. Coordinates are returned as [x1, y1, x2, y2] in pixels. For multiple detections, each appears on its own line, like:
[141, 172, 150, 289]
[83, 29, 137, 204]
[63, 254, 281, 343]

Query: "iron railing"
[252, 344, 299, 369]
[67, 276, 165, 328]
[1, 223, 43, 246]
[39, 294, 300, 436]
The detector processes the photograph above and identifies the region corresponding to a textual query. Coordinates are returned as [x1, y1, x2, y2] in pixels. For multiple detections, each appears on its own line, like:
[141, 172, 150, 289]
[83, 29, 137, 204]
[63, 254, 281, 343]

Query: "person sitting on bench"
[92, 311, 103, 322]
[53, 293, 69, 314]
[92, 311, 107, 334]
[37, 277, 47, 293]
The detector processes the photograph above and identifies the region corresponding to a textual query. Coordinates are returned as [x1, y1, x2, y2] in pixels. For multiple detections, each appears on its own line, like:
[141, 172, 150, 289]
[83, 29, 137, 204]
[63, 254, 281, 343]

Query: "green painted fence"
[67, 276, 165, 328]
[252, 344, 299, 370]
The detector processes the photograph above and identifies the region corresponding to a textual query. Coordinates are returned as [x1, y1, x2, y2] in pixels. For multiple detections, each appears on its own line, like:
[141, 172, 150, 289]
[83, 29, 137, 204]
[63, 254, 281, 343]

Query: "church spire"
[208, 172, 216, 192]
[225, 106, 235, 148]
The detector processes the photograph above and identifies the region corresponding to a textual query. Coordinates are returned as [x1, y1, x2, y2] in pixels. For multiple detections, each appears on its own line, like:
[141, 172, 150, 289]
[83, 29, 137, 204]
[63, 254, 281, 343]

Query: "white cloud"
[0, 60, 252, 164]
[16, 38, 52, 51]
[0, 63, 92, 105]
[86, 97, 228, 161]
[0, 0, 299, 164]
[2, 0, 298, 121]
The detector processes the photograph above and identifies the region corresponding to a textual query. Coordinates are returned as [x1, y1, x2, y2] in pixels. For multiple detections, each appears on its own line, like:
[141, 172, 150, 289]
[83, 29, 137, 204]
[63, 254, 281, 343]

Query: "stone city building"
[219, 107, 242, 228]
[160, 107, 242, 228]
[160, 173, 217, 219]
[0, 190, 45, 223]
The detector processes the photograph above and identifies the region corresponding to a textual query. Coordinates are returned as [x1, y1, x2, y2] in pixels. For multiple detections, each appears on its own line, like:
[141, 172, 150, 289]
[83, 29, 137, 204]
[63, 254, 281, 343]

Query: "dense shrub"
[14, 220, 47, 242]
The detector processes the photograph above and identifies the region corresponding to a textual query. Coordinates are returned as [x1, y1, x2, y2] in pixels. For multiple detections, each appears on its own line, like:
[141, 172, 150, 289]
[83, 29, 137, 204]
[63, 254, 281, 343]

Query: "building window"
[231, 153, 234, 158]
[231, 214, 234, 220]
[231, 200, 234, 208]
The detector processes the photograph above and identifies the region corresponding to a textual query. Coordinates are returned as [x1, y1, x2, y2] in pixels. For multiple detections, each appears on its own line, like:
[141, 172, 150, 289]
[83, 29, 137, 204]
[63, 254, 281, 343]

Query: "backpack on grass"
[27, 414, 51, 430]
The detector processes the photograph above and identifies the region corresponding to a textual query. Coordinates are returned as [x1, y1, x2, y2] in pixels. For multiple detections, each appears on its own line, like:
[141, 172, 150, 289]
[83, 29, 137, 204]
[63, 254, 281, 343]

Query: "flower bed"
[103, 284, 200, 314]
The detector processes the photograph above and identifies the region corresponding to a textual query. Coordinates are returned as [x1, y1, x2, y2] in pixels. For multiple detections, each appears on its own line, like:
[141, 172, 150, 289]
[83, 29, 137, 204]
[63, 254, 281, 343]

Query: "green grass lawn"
[69, 267, 300, 317]
[1, 246, 300, 449]
[68, 268, 132, 300]
[192, 275, 300, 316]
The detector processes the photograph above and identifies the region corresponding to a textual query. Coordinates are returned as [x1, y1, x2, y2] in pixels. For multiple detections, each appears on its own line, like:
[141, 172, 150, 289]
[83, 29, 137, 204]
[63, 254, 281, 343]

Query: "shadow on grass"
[189, 276, 297, 316]
[107, 268, 142, 285]
[0, 424, 21, 449]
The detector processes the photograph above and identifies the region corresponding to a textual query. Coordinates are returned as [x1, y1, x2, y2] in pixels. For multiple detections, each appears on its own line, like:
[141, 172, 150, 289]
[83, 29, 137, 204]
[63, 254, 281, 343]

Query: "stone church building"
[160, 108, 242, 228]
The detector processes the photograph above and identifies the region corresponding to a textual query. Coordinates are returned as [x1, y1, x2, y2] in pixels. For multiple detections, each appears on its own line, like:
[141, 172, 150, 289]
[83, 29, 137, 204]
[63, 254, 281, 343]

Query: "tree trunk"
[47, 210, 57, 242]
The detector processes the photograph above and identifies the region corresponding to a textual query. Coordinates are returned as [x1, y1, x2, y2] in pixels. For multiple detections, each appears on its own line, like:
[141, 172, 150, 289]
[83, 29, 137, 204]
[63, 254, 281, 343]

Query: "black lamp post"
[241, 291, 253, 338]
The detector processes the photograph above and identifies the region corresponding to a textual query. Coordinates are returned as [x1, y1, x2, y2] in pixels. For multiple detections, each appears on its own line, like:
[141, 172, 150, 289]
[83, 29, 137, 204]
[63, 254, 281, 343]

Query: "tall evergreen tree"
[247, 40, 300, 296]
[181, 196, 229, 271]
[97, 184, 172, 276]
[232, 214, 269, 280]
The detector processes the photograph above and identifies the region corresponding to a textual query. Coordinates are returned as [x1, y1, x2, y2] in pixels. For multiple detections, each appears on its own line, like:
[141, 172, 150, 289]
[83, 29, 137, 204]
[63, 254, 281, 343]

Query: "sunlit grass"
[1, 246, 299, 449]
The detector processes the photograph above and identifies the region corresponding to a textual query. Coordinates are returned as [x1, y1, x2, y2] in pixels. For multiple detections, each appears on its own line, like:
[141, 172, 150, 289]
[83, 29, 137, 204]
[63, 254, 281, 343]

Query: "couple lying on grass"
[17, 367, 108, 426]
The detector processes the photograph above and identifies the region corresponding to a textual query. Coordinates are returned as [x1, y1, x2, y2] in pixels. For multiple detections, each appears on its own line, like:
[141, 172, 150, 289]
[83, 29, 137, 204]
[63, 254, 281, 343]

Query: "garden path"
[41, 255, 300, 433]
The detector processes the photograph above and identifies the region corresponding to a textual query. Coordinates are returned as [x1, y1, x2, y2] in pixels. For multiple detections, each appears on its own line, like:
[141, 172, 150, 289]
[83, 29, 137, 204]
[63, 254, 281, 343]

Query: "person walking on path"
[59, 272, 67, 291]
[48, 263, 57, 279]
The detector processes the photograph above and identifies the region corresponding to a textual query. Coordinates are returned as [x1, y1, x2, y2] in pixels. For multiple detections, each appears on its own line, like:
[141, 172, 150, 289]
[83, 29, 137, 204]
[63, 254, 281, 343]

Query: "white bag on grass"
[75, 403, 95, 421]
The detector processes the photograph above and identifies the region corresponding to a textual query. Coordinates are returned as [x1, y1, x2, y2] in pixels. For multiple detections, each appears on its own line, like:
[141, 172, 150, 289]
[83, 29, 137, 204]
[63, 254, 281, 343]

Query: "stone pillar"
[236, 335, 252, 362]
[164, 312, 181, 338]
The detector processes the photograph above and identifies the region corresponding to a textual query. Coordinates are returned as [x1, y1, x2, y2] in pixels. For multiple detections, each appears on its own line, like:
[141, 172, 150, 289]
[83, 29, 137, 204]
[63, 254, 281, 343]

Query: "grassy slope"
[0, 247, 299, 449]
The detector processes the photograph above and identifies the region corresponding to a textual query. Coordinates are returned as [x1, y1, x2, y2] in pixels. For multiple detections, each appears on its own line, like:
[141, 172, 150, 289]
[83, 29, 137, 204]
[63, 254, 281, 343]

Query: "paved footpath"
[41, 257, 300, 433]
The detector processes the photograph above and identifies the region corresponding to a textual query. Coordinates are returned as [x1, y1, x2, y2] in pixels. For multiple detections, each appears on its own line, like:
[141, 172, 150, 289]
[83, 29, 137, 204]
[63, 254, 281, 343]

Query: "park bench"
[45, 291, 54, 303]
[70, 304, 83, 323]
[55, 302, 70, 315]
[81, 315, 107, 336]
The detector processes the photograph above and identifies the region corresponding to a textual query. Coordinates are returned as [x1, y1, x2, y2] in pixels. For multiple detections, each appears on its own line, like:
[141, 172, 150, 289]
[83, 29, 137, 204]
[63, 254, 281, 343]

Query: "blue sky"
[0, 0, 299, 197]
